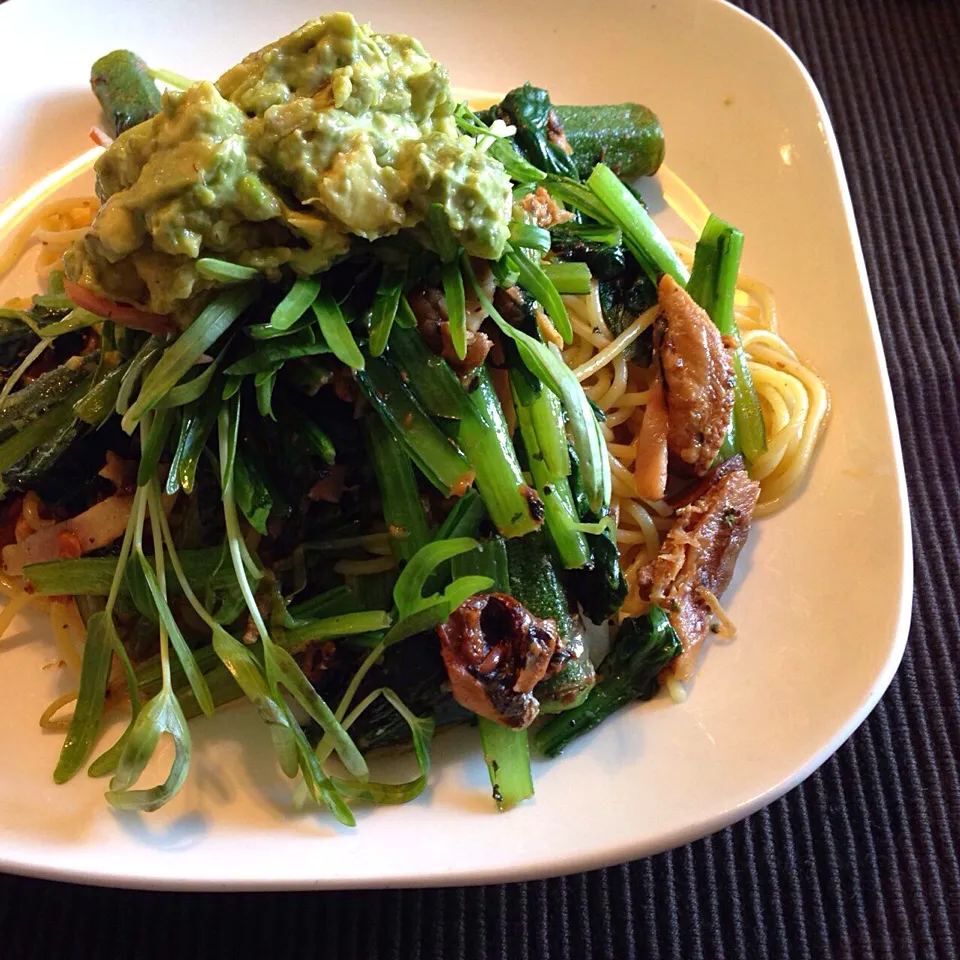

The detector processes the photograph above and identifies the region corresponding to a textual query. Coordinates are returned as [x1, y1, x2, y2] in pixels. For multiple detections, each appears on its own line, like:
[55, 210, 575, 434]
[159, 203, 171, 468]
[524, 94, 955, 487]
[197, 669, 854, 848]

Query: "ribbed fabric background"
[1, 1, 958, 956]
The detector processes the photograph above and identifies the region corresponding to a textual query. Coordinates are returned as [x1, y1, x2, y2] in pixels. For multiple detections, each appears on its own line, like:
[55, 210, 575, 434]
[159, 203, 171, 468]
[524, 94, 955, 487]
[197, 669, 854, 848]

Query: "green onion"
[269, 277, 321, 331]
[509, 222, 551, 254]
[544, 176, 614, 224]
[427, 203, 459, 263]
[115, 335, 164, 416]
[368, 265, 405, 357]
[509, 246, 573, 342]
[218, 398, 367, 787]
[122, 286, 256, 433]
[540, 260, 592, 295]
[441, 260, 467, 361]
[311, 294, 364, 370]
[135, 405, 174, 486]
[196, 258, 261, 283]
[285, 611, 393, 650]
[586, 163, 688, 285]
[37, 307, 100, 339]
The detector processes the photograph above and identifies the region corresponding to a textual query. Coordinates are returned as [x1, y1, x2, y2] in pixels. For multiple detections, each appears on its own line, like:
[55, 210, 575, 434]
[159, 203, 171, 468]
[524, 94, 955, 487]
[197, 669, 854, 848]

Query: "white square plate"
[0, 0, 911, 889]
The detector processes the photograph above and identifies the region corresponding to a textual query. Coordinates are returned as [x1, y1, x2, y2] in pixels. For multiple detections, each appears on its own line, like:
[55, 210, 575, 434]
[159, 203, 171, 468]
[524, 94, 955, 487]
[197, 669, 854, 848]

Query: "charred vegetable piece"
[554, 103, 665, 181]
[536, 606, 680, 757]
[437, 592, 559, 729]
[90, 50, 162, 136]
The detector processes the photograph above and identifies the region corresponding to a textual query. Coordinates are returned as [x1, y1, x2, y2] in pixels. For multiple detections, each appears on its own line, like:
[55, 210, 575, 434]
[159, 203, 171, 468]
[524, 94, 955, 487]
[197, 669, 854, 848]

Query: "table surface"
[1, 0, 958, 956]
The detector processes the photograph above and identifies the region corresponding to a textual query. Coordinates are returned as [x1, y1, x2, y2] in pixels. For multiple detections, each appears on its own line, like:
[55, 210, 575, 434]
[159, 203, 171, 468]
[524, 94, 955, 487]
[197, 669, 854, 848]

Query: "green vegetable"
[196, 258, 260, 283]
[135, 405, 174, 487]
[0, 380, 88, 478]
[464, 255, 609, 514]
[0, 355, 94, 435]
[25, 546, 255, 599]
[311, 294, 364, 370]
[509, 246, 573, 342]
[442, 261, 468, 361]
[284, 611, 393, 650]
[165, 386, 221, 494]
[386, 325, 467, 420]
[392, 537, 490, 621]
[54, 486, 144, 784]
[536, 606, 681, 757]
[464, 368, 543, 539]
[227, 329, 331, 375]
[478, 716, 533, 810]
[368, 265, 405, 357]
[554, 103, 665, 181]
[540, 260, 592, 295]
[509, 222, 551, 254]
[218, 397, 365, 814]
[492, 84, 579, 180]
[504, 532, 572, 639]
[357, 357, 472, 498]
[365, 415, 430, 564]
[564, 446, 627, 623]
[270, 278, 321, 332]
[553, 221, 623, 246]
[90, 50, 162, 136]
[549, 227, 627, 281]
[233, 445, 273, 535]
[586, 164, 688, 285]
[122, 286, 257, 433]
[327, 688, 434, 806]
[687, 214, 766, 463]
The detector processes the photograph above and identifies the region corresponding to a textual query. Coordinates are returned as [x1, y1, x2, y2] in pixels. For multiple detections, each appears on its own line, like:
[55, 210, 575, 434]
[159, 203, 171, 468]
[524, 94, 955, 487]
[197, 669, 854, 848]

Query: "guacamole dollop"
[66, 13, 512, 316]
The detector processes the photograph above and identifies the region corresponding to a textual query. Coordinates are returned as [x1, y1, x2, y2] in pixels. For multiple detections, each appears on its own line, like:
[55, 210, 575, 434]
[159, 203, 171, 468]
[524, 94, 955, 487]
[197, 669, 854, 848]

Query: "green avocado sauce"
[65, 12, 512, 318]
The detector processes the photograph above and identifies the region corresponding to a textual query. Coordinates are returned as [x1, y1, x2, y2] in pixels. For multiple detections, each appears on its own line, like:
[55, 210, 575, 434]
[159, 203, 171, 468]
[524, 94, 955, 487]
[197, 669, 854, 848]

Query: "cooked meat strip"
[520, 185, 573, 228]
[655, 274, 735, 475]
[408, 285, 492, 373]
[665, 454, 747, 510]
[437, 592, 559, 728]
[637, 468, 759, 680]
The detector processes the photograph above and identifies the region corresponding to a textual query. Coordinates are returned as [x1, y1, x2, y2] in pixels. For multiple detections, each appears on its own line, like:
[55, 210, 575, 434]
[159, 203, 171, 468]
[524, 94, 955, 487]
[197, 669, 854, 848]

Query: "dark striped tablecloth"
[2, 1, 958, 956]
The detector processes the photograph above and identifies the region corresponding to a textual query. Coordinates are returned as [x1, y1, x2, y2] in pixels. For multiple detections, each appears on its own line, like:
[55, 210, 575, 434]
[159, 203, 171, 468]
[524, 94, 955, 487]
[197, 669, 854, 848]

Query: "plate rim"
[0, 0, 913, 890]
